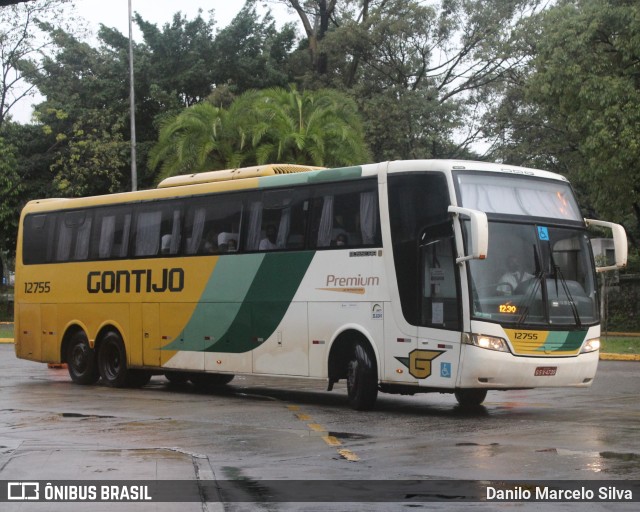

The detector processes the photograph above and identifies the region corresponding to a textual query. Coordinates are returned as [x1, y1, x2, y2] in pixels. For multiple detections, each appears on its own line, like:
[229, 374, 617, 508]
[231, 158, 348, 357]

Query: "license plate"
[535, 366, 557, 376]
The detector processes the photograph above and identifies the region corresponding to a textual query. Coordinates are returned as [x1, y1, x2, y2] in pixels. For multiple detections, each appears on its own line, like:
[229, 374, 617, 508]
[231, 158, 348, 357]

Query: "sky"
[11, 0, 296, 122]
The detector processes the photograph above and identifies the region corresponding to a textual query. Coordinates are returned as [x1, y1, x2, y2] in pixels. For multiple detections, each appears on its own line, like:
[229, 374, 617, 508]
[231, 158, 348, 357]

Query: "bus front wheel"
[454, 388, 488, 408]
[346, 342, 378, 411]
[66, 331, 99, 385]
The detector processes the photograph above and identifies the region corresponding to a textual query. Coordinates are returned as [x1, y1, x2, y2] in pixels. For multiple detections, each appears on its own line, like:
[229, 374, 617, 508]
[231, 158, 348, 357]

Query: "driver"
[497, 255, 532, 295]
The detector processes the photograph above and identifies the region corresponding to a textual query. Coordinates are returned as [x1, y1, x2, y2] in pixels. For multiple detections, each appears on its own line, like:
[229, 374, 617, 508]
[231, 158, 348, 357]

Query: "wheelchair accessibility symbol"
[440, 362, 452, 378]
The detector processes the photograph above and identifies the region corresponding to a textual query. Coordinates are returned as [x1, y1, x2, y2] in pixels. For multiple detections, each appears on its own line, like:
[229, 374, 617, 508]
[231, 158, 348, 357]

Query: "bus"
[14, 160, 627, 410]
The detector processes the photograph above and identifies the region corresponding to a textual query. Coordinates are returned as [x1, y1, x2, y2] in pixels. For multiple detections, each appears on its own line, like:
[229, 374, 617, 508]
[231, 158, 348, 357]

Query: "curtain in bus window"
[187, 207, 207, 255]
[360, 191, 378, 245]
[56, 222, 72, 261]
[119, 214, 132, 257]
[247, 201, 263, 251]
[169, 209, 181, 254]
[317, 196, 334, 247]
[73, 218, 92, 260]
[457, 176, 582, 220]
[99, 215, 116, 258]
[276, 207, 291, 248]
[136, 211, 162, 256]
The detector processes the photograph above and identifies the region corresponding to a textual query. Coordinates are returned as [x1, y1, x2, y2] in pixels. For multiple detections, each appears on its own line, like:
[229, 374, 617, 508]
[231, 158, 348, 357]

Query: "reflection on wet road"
[0, 346, 638, 510]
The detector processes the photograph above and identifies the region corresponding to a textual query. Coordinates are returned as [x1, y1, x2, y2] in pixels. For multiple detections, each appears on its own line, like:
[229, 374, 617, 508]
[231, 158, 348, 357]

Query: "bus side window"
[55, 210, 92, 262]
[23, 213, 56, 264]
[92, 207, 132, 259]
[183, 195, 243, 255]
[309, 180, 380, 249]
[244, 188, 311, 252]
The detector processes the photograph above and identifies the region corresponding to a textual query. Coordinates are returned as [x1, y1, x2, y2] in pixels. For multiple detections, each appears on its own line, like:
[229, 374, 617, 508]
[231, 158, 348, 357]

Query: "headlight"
[581, 338, 600, 354]
[464, 333, 510, 353]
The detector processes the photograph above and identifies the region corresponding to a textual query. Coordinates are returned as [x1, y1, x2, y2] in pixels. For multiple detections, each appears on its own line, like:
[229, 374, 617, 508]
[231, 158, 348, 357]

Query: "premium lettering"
[87, 268, 184, 294]
[325, 274, 380, 287]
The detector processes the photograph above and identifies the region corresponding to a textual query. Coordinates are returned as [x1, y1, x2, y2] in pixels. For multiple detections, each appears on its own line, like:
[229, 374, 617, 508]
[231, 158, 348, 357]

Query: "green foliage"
[149, 102, 245, 178]
[149, 86, 370, 180]
[50, 109, 130, 196]
[488, 0, 640, 244]
[0, 137, 21, 253]
[240, 86, 370, 167]
[210, 1, 297, 92]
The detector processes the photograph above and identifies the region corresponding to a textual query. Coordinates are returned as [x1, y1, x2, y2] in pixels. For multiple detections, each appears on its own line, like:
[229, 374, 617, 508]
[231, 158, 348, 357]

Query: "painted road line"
[288, 405, 360, 462]
[337, 449, 360, 462]
[321, 435, 341, 447]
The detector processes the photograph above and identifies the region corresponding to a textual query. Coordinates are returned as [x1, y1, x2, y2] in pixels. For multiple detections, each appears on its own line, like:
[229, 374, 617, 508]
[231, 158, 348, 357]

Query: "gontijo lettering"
[87, 268, 184, 294]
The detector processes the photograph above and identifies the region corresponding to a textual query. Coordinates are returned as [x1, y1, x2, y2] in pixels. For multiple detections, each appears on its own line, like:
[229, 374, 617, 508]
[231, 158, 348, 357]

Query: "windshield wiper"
[549, 246, 582, 327]
[516, 244, 544, 326]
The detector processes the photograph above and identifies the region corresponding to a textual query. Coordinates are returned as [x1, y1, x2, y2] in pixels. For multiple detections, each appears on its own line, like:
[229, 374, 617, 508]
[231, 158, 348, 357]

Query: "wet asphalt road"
[0, 344, 638, 511]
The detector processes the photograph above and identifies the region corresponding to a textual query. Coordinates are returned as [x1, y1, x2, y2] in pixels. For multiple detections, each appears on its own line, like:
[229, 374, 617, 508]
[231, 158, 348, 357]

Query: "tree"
[210, 1, 297, 92]
[0, 137, 21, 254]
[278, 0, 543, 160]
[149, 86, 370, 180]
[243, 85, 370, 166]
[50, 109, 130, 196]
[148, 102, 246, 180]
[0, 0, 75, 130]
[487, 0, 640, 244]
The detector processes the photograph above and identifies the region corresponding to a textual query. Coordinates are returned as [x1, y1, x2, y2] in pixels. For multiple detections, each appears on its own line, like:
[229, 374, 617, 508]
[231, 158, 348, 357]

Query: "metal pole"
[128, 0, 138, 191]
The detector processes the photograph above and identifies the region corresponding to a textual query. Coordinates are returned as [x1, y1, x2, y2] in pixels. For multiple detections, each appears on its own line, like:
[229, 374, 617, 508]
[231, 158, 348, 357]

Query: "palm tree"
[148, 102, 248, 181]
[149, 86, 371, 181]
[242, 86, 371, 167]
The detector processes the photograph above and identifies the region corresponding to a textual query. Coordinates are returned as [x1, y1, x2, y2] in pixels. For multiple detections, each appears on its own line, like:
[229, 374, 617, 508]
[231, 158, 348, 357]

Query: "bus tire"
[66, 330, 99, 385]
[346, 342, 378, 411]
[189, 373, 235, 388]
[97, 331, 131, 388]
[454, 388, 487, 408]
[126, 370, 152, 388]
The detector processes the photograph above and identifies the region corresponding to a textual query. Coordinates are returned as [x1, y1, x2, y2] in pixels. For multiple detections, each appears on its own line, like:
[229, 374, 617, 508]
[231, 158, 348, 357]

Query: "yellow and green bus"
[14, 160, 627, 409]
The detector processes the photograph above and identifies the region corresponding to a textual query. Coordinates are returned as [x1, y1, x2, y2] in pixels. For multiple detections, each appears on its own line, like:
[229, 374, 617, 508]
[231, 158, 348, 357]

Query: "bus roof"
[157, 163, 325, 188]
[21, 160, 568, 214]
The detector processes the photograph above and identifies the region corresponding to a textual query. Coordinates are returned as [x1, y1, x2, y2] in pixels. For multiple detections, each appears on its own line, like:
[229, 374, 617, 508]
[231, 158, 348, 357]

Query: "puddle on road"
[59, 412, 115, 419]
[327, 431, 370, 441]
[221, 466, 278, 510]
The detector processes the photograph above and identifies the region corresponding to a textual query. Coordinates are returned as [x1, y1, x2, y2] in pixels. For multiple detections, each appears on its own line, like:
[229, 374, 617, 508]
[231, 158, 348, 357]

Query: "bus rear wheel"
[454, 388, 488, 408]
[66, 331, 99, 385]
[97, 331, 149, 388]
[346, 342, 378, 411]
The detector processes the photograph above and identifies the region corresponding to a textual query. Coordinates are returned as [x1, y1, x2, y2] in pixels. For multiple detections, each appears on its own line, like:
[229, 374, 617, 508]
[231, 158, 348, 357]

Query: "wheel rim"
[70, 343, 89, 374]
[102, 341, 122, 381]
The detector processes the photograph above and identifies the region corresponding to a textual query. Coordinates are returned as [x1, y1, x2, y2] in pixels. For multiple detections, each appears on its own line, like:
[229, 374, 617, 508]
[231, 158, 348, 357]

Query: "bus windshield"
[466, 222, 599, 327]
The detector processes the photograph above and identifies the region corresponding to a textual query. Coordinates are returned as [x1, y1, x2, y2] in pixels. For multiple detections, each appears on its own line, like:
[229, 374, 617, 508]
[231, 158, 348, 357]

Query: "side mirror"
[448, 206, 488, 264]
[585, 219, 628, 272]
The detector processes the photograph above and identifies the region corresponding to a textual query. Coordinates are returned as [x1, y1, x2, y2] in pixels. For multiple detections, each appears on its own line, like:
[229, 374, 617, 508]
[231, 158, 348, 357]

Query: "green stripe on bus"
[162, 254, 265, 352]
[540, 330, 586, 352]
[163, 252, 315, 353]
[207, 251, 315, 353]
